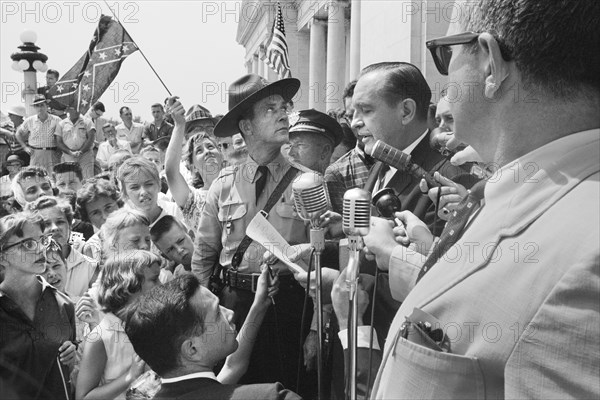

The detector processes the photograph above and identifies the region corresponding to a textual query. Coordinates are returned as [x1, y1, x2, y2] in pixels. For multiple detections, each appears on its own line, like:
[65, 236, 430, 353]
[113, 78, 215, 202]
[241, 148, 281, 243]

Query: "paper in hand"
[247, 212, 307, 275]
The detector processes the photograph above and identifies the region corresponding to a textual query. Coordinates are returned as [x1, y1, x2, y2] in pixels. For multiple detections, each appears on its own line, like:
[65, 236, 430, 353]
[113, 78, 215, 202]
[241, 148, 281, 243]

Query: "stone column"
[308, 18, 327, 111]
[349, 0, 361, 80]
[326, 0, 346, 112]
[252, 54, 259, 75]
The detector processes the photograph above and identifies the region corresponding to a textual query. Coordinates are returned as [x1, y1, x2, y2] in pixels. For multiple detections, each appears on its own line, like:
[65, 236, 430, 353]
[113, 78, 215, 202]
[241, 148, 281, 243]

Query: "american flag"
[263, 2, 292, 78]
[49, 15, 138, 113]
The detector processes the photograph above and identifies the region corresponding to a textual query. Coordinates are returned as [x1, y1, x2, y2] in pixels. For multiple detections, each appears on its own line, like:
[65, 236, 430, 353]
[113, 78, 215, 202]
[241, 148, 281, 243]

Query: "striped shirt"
[20, 113, 61, 148]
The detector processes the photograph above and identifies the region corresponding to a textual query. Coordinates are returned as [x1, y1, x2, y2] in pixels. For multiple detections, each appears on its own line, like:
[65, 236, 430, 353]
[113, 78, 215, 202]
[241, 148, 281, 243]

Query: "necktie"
[255, 165, 269, 204]
[416, 180, 486, 282]
[377, 164, 390, 191]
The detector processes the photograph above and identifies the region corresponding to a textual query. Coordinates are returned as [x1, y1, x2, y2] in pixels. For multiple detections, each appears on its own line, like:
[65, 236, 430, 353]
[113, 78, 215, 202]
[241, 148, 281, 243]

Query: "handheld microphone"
[369, 140, 438, 188]
[372, 188, 401, 219]
[292, 171, 331, 229]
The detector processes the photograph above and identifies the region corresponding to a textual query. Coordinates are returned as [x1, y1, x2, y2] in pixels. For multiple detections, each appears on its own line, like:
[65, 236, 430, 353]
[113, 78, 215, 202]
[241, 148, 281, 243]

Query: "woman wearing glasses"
[0, 212, 77, 400]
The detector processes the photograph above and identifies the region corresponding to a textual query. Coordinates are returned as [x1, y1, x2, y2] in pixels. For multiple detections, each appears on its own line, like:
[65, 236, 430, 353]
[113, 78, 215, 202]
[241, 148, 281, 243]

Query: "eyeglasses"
[2, 235, 52, 252]
[426, 32, 480, 76]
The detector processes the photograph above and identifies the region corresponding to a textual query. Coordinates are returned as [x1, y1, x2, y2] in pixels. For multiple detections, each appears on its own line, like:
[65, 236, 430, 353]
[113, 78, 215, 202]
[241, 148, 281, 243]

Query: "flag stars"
[83, 84, 90, 92]
[84, 70, 91, 78]
[114, 48, 122, 56]
[99, 52, 107, 60]
[71, 82, 78, 89]
[81, 99, 88, 106]
[123, 45, 129, 52]
[56, 85, 64, 93]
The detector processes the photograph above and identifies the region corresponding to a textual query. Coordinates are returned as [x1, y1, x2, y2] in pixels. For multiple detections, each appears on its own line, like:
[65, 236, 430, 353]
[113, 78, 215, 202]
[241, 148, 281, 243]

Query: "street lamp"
[10, 30, 49, 116]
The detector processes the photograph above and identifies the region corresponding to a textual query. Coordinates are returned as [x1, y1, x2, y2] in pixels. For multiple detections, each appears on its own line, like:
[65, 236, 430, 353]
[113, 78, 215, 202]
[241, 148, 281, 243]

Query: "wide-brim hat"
[214, 74, 300, 138]
[6, 105, 26, 118]
[185, 104, 217, 133]
[32, 94, 50, 106]
[289, 109, 344, 147]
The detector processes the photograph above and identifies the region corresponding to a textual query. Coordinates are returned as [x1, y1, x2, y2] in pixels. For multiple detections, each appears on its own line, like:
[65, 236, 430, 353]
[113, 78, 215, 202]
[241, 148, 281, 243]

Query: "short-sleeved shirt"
[191, 152, 310, 286]
[115, 122, 145, 154]
[0, 276, 76, 400]
[84, 110, 107, 142]
[96, 140, 132, 167]
[56, 115, 95, 151]
[20, 114, 61, 148]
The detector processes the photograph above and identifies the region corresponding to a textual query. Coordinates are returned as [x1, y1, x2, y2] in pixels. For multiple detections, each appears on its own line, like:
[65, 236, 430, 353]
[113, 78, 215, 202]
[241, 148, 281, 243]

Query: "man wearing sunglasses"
[366, 0, 599, 399]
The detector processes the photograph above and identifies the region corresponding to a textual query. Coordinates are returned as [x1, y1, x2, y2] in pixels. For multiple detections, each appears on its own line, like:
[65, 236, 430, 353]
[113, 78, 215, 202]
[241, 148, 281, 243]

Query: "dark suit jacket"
[365, 132, 470, 236]
[361, 133, 471, 349]
[154, 377, 302, 400]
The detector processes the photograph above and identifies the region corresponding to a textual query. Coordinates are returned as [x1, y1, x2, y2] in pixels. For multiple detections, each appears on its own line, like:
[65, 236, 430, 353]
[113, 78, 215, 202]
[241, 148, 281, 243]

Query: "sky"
[0, 1, 248, 122]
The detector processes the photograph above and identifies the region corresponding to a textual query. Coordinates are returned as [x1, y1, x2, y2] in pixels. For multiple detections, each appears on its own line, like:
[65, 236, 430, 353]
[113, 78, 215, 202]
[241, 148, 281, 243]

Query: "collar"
[161, 371, 218, 384]
[0, 275, 54, 299]
[246, 151, 290, 183]
[485, 128, 599, 235]
[403, 129, 429, 155]
[65, 247, 91, 271]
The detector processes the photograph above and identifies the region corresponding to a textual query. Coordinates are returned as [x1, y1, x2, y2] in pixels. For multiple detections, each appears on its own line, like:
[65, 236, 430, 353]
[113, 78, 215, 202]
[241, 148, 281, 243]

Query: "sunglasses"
[426, 32, 480, 76]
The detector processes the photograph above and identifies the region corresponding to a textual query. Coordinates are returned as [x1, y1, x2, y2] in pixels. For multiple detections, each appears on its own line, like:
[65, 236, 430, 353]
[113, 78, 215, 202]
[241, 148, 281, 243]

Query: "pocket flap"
[218, 203, 247, 221]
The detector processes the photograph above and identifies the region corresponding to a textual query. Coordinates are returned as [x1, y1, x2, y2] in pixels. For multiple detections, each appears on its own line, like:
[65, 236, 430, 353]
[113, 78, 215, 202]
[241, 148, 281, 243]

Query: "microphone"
[292, 171, 331, 400]
[292, 171, 330, 229]
[368, 140, 438, 188]
[342, 188, 371, 240]
[342, 188, 371, 400]
[372, 187, 402, 219]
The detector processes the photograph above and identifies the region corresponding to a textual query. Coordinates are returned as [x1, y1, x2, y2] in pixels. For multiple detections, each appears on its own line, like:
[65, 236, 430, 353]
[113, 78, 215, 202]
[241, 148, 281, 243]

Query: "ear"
[478, 33, 510, 99]
[398, 98, 417, 125]
[180, 337, 202, 363]
[238, 119, 252, 137]
[321, 143, 333, 160]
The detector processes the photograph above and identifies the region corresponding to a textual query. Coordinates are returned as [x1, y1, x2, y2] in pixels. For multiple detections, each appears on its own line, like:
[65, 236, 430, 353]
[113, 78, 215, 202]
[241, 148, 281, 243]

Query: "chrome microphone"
[292, 171, 330, 400]
[343, 188, 371, 242]
[369, 140, 438, 188]
[292, 171, 331, 229]
[342, 188, 371, 400]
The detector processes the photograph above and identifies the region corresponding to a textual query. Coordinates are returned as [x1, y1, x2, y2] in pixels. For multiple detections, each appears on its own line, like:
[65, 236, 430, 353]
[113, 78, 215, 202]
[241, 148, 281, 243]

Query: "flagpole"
[102, 0, 172, 96]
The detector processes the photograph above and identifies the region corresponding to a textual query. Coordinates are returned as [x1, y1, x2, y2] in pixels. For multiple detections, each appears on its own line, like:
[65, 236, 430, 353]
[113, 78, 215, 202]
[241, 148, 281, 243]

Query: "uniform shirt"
[115, 122, 145, 154]
[20, 113, 61, 148]
[192, 152, 309, 286]
[0, 276, 75, 400]
[56, 115, 95, 151]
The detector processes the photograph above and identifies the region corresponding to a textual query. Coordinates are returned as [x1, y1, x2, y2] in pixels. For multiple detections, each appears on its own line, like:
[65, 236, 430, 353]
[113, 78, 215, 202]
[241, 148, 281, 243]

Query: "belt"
[224, 269, 296, 292]
[30, 145, 57, 150]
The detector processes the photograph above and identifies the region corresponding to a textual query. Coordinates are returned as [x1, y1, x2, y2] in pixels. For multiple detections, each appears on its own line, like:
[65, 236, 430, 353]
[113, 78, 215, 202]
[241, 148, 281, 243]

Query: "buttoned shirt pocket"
[217, 201, 248, 253]
[378, 336, 486, 399]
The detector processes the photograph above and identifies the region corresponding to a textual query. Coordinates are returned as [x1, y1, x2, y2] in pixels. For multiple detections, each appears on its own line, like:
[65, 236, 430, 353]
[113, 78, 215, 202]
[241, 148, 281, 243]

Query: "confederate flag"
[49, 15, 138, 113]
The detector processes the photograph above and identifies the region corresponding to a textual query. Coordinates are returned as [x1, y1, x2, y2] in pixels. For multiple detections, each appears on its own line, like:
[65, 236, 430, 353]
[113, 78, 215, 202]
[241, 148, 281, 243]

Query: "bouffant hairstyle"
[97, 249, 161, 313]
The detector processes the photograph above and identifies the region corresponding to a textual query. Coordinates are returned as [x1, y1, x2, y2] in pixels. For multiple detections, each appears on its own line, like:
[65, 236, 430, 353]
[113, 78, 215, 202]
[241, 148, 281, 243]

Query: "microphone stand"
[346, 235, 362, 400]
[309, 226, 325, 400]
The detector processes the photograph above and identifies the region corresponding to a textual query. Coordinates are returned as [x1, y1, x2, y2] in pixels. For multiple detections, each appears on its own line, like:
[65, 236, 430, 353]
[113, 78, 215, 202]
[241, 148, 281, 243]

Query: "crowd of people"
[1, 0, 598, 399]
